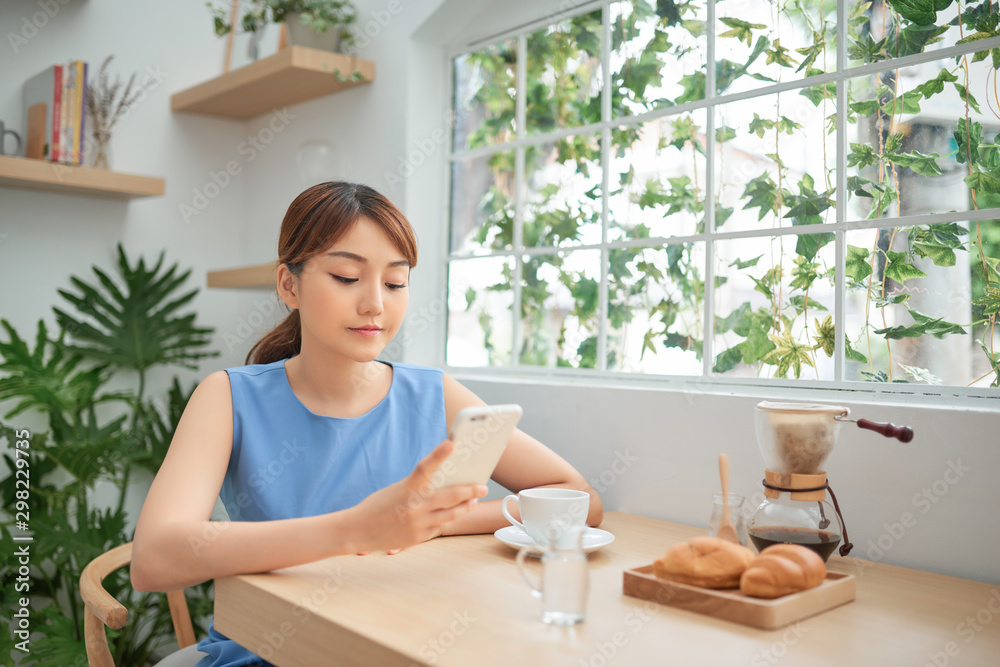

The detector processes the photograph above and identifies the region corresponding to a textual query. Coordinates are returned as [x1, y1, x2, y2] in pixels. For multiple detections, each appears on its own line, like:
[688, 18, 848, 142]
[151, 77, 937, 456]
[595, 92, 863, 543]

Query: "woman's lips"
[350, 327, 382, 338]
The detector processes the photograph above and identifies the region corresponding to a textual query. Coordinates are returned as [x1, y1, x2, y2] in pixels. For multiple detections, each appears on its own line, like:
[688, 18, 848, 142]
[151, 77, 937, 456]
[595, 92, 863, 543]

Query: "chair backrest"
[79, 541, 196, 667]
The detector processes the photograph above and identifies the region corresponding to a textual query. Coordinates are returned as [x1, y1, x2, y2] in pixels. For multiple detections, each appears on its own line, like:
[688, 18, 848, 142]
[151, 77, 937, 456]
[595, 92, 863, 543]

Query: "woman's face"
[290, 217, 411, 364]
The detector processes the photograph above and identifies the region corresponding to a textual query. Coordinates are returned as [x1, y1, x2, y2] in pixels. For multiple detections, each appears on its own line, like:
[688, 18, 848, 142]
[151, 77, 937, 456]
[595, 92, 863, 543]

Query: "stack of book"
[22, 60, 89, 165]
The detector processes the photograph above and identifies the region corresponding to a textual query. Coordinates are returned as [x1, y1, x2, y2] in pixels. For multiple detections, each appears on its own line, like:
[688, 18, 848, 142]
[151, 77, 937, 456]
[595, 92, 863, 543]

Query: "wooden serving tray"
[623, 564, 855, 630]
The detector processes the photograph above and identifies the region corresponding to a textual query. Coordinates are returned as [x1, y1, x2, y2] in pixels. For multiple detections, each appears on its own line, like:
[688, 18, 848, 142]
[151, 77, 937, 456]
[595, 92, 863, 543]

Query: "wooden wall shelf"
[171, 46, 375, 119]
[207, 262, 277, 289]
[0, 155, 165, 199]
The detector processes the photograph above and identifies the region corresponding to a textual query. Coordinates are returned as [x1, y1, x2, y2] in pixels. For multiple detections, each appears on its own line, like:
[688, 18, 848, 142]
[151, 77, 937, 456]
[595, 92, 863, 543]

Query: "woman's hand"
[348, 440, 487, 554]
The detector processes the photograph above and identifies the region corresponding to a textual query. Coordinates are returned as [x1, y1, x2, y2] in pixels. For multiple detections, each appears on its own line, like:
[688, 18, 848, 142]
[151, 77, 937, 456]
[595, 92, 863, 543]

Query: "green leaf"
[765, 39, 799, 68]
[954, 119, 983, 165]
[965, 170, 1000, 194]
[713, 345, 744, 374]
[953, 82, 982, 114]
[887, 0, 948, 26]
[740, 322, 777, 365]
[716, 125, 737, 143]
[729, 254, 763, 270]
[883, 249, 929, 284]
[741, 173, 779, 220]
[899, 363, 943, 385]
[845, 245, 873, 283]
[913, 67, 958, 98]
[799, 81, 836, 106]
[885, 23, 949, 57]
[789, 295, 828, 315]
[716, 301, 752, 334]
[54, 245, 217, 373]
[845, 335, 869, 363]
[861, 369, 909, 383]
[887, 150, 943, 176]
[718, 17, 766, 45]
[795, 232, 833, 263]
[873, 293, 911, 308]
[973, 285, 1000, 317]
[874, 309, 966, 339]
[762, 326, 816, 379]
[812, 315, 835, 357]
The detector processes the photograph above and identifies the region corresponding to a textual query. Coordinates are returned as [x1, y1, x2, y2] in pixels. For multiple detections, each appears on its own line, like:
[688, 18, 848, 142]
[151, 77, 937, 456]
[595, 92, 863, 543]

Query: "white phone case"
[428, 404, 523, 489]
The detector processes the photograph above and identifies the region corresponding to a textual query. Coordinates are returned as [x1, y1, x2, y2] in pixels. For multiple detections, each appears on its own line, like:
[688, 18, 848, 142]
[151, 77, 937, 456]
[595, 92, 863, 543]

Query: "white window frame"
[440, 0, 1000, 404]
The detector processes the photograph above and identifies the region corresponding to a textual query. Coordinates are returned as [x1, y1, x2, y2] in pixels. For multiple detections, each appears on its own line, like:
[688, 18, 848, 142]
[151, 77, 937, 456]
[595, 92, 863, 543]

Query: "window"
[444, 0, 1000, 394]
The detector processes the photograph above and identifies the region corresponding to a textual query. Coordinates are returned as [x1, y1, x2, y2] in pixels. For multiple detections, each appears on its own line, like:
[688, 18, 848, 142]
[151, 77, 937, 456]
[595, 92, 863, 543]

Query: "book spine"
[60, 64, 71, 164]
[71, 60, 83, 164]
[51, 64, 62, 162]
[78, 61, 87, 166]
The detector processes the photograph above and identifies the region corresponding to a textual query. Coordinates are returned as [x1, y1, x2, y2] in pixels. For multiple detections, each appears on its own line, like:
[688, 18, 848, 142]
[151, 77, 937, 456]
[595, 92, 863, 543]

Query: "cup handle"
[515, 546, 543, 598]
[501, 494, 525, 531]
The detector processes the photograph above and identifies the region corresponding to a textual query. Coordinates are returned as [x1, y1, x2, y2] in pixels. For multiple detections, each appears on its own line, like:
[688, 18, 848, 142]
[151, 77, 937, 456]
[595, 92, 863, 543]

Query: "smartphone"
[428, 404, 523, 489]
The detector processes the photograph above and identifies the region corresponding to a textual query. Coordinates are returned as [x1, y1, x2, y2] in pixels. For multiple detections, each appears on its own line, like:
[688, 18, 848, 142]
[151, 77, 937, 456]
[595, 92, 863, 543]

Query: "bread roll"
[653, 536, 755, 589]
[758, 544, 826, 588]
[740, 544, 827, 598]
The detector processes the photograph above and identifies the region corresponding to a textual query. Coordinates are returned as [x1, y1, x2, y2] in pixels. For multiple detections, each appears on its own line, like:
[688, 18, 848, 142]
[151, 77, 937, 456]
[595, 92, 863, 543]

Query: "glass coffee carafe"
[747, 402, 848, 561]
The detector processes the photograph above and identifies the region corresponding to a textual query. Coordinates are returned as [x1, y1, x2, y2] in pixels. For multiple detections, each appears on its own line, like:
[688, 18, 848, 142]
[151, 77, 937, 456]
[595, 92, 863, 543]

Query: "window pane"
[715, 88, 836, 233]
[847, 0, 963, 67]
[715, 0, 836, 96]
[713, 233, 837, 380]
[447, 257, 515, 367]
[520, 250, 601, 368]
[610, 0, 708, 115]
[526, 10, 603, 136]
[450, 151, 515, 254]
[453, 40, 516, 152]
[844, 220, 1000, 387]
[609, 111, 707, 241]
[524, 134, 603, 247]
[847, 55, 996, 221]
[607, 242, 705, 374]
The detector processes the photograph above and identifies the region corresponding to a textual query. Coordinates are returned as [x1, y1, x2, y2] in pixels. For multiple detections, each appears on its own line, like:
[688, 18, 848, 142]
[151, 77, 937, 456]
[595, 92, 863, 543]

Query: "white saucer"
[494, 526, 615, 555]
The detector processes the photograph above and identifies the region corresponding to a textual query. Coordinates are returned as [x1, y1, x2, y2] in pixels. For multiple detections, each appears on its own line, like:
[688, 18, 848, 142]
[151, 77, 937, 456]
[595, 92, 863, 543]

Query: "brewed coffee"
[748, 526, 840, 562]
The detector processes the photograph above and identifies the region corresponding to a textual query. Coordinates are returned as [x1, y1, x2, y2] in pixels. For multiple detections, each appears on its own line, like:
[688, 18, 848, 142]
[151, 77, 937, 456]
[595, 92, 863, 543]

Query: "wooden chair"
[80, 541, 202, 667]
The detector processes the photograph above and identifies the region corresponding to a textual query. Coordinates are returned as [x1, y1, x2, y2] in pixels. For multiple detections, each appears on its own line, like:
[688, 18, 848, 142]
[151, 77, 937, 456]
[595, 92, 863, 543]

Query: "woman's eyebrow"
[326, 251, 410, 268]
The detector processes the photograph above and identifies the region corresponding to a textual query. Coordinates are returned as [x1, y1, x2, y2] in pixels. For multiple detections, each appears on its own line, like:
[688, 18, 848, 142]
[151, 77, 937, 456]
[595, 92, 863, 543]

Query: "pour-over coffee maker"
[747, 401, 913, 562]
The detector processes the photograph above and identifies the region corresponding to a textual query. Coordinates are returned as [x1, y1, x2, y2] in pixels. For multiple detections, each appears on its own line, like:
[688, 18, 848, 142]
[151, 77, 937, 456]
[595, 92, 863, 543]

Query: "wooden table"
[214, 512, 1000, 666]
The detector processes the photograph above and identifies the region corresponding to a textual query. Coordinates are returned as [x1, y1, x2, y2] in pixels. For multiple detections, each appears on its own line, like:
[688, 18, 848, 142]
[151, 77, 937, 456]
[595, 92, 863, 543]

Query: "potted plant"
[208, 0, 357, 53]
[0, 245, 217, 664]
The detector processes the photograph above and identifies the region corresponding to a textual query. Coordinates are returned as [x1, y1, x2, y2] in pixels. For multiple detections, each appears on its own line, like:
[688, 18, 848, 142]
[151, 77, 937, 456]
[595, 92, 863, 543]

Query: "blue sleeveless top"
[196, 358, 446, 667]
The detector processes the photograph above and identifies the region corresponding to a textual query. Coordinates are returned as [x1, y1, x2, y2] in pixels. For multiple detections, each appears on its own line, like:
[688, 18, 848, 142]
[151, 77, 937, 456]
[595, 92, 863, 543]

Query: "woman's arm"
[131, 371, 485, 592]
[436, 374, 604, 536]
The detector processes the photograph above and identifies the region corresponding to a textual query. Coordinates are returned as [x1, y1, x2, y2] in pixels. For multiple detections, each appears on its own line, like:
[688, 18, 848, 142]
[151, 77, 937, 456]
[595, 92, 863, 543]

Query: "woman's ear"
[276, 263, 300, 310]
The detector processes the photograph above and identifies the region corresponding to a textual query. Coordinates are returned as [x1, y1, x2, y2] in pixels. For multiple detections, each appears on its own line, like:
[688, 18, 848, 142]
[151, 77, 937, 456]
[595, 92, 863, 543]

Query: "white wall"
[1, 0, 997, 587]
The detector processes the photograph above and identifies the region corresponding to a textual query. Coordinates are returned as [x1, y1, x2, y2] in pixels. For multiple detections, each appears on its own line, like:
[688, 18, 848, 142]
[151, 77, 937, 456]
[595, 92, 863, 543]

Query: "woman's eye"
[386, 283, 408, 290]
[331, 275, 357, 284]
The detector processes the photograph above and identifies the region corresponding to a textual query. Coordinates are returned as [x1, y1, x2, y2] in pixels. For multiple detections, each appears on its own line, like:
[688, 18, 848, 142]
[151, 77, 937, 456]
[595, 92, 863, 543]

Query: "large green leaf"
[874, 310, 966, 339]
[887, 0, 952, 26]
[0, 320, 120, 420]
[883, 250, 929, 284]
[846, 245, 873, 284]
[53, 244, 217, 374]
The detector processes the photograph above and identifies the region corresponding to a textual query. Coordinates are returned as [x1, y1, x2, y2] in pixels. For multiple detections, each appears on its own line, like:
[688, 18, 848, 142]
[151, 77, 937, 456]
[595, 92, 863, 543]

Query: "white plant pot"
[285, 12, 343, 53]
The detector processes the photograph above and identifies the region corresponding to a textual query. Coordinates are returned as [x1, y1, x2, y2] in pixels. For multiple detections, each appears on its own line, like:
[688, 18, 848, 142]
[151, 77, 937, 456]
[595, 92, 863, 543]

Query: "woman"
[131, 181, 603, 666]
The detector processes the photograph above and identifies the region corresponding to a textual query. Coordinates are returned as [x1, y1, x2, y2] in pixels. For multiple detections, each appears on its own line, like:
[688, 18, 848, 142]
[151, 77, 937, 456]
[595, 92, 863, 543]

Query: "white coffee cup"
[502, 488, 590, 545]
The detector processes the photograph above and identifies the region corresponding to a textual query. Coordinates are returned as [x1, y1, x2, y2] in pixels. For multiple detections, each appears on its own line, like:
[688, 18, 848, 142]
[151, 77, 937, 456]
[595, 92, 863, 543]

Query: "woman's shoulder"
[386, 360, 444, 378]
[225, 358, 287, 378]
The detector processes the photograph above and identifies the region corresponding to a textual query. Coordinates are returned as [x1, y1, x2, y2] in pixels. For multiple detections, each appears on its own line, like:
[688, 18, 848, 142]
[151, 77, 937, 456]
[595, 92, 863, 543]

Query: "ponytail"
[245, 310, 301, 365]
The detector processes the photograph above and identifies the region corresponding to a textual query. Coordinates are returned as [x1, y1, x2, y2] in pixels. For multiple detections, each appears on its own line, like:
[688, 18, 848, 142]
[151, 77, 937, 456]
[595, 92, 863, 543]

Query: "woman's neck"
[283, 346, 392, 419]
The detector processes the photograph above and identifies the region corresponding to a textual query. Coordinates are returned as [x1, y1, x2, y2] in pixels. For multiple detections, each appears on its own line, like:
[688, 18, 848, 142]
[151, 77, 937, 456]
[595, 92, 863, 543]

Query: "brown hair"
[246, 182, 418, 365]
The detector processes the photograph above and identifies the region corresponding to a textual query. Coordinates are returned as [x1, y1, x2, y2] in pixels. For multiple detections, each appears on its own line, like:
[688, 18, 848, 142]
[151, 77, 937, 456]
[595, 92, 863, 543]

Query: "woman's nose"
[359, 284, 384, 315]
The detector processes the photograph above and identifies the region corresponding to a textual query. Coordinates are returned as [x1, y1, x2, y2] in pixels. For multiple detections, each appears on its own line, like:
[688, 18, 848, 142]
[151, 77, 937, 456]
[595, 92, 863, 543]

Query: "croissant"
[740, 544, 827, 598]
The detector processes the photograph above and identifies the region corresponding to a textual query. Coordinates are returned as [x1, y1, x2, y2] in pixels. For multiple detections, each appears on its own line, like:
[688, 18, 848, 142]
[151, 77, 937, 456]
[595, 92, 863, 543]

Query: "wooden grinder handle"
[856, 418, 914, 442]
